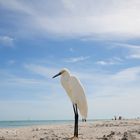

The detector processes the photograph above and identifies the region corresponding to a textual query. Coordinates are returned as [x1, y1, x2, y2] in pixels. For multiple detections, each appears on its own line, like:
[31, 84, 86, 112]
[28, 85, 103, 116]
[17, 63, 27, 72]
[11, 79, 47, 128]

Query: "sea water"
[0, 120, 74, 128]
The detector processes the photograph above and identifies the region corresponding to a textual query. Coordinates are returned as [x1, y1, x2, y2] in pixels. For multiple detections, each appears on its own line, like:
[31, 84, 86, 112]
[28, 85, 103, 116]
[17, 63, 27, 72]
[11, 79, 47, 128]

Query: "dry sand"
[0, 119, 140, 140]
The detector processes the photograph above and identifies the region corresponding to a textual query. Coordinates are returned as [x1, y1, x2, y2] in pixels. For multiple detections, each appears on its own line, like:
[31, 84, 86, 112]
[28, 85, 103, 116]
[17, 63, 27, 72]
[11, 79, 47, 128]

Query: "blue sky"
[0, 0, 140, 120]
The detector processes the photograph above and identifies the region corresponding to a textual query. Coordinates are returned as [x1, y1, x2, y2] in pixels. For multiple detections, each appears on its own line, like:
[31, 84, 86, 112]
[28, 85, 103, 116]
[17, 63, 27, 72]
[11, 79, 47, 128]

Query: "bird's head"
[52, 68, 69, 78]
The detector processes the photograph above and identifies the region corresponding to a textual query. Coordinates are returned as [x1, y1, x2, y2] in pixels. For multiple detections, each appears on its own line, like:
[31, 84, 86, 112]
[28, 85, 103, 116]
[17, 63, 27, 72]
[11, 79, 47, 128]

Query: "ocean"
[0, 120, 74, 128]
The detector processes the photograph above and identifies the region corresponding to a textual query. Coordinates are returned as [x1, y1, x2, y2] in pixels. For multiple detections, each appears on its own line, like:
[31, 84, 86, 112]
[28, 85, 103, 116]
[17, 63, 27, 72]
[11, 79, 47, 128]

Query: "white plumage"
[60, 68, 88, 120]
[53, 68, 88, 139]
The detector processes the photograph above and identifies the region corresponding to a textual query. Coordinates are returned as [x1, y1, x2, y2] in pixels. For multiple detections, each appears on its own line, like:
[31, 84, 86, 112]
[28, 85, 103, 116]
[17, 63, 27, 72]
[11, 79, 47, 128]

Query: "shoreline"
[0, 119, 140, 140]
[0, 118, 137, 128]
[0, 119, 112, 128]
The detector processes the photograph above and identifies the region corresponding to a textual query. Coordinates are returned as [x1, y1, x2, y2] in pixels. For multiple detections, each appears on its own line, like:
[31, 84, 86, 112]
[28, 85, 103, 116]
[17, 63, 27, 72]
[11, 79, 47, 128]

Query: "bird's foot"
[69, 136, 79, 140]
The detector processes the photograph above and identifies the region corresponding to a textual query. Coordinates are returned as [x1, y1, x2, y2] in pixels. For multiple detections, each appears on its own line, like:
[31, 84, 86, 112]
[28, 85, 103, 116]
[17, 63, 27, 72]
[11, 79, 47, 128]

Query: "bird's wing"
[70, 76, 88, 119]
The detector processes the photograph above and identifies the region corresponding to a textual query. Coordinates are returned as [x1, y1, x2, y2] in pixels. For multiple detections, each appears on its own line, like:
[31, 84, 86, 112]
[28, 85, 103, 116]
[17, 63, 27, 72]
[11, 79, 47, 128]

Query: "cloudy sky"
[0, 0, 140, 120]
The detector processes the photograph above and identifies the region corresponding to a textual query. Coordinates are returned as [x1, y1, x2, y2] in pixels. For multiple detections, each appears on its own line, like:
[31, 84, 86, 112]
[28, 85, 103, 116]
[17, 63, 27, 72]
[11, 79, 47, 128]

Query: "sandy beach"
[0, 119, 140, 140]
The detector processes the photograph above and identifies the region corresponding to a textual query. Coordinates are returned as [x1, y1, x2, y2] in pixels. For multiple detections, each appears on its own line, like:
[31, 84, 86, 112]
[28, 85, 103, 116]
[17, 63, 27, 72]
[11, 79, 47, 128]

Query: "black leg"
[73, 104, 78, 138]
[73, 104, 76, 137]
[73, 104, 76, 114]
[75, 104, 78, 137]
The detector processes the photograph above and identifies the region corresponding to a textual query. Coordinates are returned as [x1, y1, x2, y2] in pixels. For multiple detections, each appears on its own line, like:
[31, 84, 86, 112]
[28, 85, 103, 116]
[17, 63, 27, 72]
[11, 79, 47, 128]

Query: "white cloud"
[113, 43, 140, 59]
[80, 66, 140, 118]
[115, 43, 140, 49]
[0, 68, 73, 120]
[24, 63, 140, 85]
[128, 54, 140, 59]
[88, 92, 140, 119]
[33, 0, 140, 39]
[24, 64, 60, 78]
[128, 49, 140, 59]
[0, 36, 14, 47]
[24, 64, 140, 95]
[96, 60, 108, 65]
[1, 64, 140, 119]
[64, 56, 90, 63]
[1, 0, 140, 39]
[0, 0, 34, 15]
[112, 66, 140, 82]
[0, 71, 46, 87]
[96, 57, 123, 65]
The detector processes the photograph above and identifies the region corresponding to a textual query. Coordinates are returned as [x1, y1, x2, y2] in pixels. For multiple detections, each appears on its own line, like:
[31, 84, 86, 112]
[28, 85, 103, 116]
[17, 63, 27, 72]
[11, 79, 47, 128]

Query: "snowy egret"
[52, 68, 88, 139]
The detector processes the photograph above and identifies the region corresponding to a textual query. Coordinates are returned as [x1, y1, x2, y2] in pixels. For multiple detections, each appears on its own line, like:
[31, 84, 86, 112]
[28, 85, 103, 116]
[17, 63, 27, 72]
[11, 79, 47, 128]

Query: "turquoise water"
[0, 120, 74, 128]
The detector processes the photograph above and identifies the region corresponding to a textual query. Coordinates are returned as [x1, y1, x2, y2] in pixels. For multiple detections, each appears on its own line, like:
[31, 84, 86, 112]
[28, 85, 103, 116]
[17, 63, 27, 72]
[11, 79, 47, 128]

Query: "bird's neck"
[62, 71, 70, 80]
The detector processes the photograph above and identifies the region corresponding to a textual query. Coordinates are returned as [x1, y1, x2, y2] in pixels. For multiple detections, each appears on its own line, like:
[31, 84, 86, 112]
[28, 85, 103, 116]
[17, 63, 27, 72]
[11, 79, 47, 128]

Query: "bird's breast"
[60, 77, 75, 103]
[61, 77, 70, 93]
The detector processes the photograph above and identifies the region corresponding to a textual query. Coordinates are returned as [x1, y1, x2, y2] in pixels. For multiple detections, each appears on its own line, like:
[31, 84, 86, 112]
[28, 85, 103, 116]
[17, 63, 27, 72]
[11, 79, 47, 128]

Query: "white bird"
[52, 68, 88, 139]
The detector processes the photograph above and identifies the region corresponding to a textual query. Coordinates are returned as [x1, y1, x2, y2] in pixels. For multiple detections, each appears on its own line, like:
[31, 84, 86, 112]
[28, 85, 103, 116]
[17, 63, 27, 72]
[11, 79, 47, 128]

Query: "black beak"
[52, 72, 62, 78]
